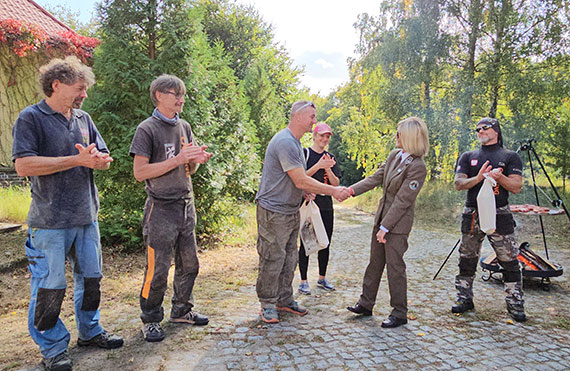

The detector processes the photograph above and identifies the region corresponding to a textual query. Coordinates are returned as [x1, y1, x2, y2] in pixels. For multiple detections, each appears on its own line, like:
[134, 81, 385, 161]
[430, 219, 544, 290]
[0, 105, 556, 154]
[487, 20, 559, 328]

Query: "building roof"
[0, 0, 72, 35]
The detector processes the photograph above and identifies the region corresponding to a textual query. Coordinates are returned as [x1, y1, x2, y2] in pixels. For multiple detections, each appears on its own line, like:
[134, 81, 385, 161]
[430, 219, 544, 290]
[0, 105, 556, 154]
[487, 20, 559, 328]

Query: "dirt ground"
[0, 205, 568, 370]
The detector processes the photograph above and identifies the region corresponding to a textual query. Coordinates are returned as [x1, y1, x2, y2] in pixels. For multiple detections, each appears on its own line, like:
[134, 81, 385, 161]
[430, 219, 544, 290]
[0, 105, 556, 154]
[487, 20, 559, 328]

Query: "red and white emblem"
[471, 159, 478, 166]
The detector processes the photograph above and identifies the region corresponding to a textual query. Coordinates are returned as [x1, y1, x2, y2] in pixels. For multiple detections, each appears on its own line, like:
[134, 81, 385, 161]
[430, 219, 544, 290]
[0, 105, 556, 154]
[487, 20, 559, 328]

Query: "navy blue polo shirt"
[12, 99, 109, 228]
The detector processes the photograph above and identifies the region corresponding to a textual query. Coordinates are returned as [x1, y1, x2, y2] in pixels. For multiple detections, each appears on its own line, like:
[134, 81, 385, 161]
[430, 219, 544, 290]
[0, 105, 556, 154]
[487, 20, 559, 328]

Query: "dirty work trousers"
[140, 198, 199, 323]
[26, 222, 104, 358]
[256, 203, 300, 309]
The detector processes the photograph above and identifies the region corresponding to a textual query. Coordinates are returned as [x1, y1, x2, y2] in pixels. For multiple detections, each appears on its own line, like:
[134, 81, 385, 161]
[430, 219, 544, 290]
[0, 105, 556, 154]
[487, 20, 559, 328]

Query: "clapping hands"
[317, 153, 336, 170]
[75, 143, 113, 170]
[178, 144, 213, 165]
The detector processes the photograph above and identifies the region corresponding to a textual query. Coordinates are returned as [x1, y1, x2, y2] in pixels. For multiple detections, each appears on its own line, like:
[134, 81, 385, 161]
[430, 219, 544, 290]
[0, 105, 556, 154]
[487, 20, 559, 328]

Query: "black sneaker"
[170, 310, 209, 326]
[77, 330, 124, 349]
[451, 299, 474, 313]
[42, 351, 72, 371]
[142, 322, 165, 342]
[507, 302, 527, 322]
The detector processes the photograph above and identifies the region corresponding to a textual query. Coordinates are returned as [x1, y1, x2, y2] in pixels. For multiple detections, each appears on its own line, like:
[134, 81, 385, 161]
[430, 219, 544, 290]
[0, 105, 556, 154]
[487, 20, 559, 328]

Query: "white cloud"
[298, 75, 346, 96]
[315, 58, 334, 70]
[239, 0, 380, 95]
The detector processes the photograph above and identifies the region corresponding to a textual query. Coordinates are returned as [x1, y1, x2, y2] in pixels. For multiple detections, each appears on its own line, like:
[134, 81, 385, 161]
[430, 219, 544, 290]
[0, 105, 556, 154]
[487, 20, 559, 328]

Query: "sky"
[35, 0, 381, 95]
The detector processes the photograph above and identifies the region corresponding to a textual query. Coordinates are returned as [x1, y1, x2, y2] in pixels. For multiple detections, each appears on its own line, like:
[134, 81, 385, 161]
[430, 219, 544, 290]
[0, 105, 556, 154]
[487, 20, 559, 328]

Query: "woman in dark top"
[298, 122, 342, 295]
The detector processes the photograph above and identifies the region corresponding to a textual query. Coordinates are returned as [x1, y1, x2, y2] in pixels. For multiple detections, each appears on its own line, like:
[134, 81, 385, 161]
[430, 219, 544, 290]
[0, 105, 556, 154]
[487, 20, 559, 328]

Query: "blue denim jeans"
[26, 222, 104, 358]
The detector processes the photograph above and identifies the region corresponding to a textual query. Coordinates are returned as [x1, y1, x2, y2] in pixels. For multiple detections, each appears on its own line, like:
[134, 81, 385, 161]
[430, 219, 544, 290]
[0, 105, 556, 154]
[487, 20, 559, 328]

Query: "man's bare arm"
[454, 160, 491, 191]
[15, 143, 112, 176]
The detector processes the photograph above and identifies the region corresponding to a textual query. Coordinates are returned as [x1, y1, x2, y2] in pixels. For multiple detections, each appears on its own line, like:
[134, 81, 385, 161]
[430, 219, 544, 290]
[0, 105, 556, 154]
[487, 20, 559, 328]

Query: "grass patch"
[341, 180, 464, 232]
[0, 186, 30, 224]
[555, 316, 570, 330]
[213, 203, 257, 247]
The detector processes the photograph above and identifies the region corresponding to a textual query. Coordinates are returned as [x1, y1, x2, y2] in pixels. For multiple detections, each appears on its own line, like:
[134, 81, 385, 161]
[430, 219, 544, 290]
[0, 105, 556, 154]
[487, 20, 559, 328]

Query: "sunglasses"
[292, 101, 316, 114]
[475, 124, 494, 133]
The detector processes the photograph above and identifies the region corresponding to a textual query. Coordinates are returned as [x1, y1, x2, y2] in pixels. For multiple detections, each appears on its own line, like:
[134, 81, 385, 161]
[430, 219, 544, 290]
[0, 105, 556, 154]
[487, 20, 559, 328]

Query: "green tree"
[198, 0, 303, 159]
[86, 0, 259, 248]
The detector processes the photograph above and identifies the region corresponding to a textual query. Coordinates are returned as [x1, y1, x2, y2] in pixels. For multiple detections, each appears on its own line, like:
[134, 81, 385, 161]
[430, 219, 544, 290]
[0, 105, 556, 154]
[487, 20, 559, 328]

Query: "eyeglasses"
[292, 101, 316, 114]
[162, 91, 186, 100]
[475, 124, 494, 133]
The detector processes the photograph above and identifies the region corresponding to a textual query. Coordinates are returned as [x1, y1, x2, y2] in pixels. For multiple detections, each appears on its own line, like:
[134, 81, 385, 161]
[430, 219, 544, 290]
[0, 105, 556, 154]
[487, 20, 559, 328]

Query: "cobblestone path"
[70, 206, 570, 370]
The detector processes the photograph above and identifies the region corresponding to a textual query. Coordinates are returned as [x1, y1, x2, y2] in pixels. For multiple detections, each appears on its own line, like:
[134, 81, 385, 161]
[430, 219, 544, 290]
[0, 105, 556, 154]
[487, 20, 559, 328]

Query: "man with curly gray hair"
[12, 56, 122, 371]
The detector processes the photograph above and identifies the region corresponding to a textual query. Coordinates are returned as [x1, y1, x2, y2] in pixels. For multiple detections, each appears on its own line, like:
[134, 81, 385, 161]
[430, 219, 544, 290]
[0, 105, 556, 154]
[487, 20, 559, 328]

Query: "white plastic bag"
[476, 174, 497, 234]
[299, 200, 329, 256]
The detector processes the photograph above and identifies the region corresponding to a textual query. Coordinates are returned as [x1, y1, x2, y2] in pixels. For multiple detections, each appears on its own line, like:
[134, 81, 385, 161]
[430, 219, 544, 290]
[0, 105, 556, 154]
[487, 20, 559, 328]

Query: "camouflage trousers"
[455, 207, 524, 307]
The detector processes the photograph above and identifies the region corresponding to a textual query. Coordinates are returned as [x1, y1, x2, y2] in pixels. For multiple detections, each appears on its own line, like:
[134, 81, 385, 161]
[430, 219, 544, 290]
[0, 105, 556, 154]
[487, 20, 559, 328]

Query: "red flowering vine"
[0, 18, 99, 61]
[0, 18, 46, 57]
[46, 31, 101, 62]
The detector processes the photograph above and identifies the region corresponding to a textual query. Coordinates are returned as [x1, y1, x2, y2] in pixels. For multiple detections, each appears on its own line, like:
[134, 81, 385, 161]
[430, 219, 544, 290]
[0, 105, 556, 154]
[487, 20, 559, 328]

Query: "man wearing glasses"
[452, 117, 526, 321]
[255, 100, 352, 323]
[130, 74, 213, 342]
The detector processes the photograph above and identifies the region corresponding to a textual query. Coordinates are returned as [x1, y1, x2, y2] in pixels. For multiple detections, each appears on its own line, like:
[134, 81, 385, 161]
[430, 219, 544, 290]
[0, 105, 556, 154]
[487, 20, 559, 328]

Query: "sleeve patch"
[409, 180, 419, 191]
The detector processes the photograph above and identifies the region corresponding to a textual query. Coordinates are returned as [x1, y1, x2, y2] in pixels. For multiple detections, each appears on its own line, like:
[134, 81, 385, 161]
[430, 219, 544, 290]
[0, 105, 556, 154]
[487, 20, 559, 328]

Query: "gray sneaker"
[298, 281, 311, 295]
[317, 278, 335, 291]
[170, 310, 209, 326]
[142, 322, 165, 342]
[42, 351, 72, 371]
[77, 330, 123, 349]
[277, 301, 308, 316]
[260, 307, 279, 323]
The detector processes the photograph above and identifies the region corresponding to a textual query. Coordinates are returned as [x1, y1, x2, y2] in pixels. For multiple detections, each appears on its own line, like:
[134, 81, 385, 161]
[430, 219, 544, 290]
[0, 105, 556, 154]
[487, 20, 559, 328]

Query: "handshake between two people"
[304, 186, 352, 203]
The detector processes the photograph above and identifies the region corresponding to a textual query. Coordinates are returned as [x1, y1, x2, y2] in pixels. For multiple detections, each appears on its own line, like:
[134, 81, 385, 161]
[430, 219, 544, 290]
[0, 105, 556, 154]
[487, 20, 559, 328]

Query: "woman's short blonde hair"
[398, 117, 429, 157]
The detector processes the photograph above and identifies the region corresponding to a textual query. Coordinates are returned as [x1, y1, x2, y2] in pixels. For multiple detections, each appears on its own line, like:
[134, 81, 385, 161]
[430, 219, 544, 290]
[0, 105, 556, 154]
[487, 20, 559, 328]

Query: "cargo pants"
[455, 206, 524, 307]
[26, 222, 105, 358]
[256, 203, 300, 309]
[140, 198, 199, 323]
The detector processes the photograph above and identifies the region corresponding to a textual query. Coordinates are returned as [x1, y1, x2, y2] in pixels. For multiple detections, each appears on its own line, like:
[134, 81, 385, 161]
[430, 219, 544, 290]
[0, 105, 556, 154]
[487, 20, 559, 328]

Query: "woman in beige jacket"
[346, 117, 429, 328]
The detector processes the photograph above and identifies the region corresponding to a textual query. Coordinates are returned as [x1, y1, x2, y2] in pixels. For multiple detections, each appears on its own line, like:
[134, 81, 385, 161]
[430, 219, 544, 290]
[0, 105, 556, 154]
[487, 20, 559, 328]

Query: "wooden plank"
[0, 223, 22, 233]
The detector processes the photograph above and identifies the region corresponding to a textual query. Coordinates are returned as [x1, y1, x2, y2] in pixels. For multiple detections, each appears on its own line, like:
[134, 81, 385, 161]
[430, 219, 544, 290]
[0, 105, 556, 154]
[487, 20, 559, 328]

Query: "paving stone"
[159, 207, 570, 370]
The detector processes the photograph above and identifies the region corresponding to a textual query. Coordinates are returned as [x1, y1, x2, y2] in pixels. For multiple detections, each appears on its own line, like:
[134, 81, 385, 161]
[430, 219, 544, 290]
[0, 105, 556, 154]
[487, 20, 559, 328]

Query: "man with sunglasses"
[452, 118, 526, 321]
[130, 74, 213, 342]
[255, 100, 352, 324]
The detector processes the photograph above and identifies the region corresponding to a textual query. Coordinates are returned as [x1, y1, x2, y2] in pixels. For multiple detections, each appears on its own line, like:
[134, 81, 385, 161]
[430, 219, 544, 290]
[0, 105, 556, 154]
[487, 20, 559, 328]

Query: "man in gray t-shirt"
[130, 74, 213, 342]
[255, 100, 351, 324]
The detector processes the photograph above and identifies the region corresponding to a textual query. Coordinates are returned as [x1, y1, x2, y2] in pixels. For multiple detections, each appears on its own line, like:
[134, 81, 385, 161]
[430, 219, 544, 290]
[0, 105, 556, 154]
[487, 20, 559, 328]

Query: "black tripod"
[516, 139, 570, 259]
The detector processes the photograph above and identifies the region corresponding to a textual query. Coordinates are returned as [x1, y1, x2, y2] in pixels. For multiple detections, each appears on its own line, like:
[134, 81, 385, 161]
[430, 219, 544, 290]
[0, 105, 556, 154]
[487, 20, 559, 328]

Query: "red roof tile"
[0, 0, 72, 35]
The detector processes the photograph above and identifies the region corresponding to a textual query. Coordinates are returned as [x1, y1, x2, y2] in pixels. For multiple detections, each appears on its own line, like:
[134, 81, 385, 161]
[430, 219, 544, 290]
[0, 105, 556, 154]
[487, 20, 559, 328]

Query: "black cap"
[477, 117, 503, 147]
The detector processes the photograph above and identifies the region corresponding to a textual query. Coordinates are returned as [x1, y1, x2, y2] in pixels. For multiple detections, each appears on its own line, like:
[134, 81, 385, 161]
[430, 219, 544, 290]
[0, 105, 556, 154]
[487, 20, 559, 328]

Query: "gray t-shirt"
[256, 128, 305, 214]
[12, 100, 108, 228]
[129, 116, 195, 201]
